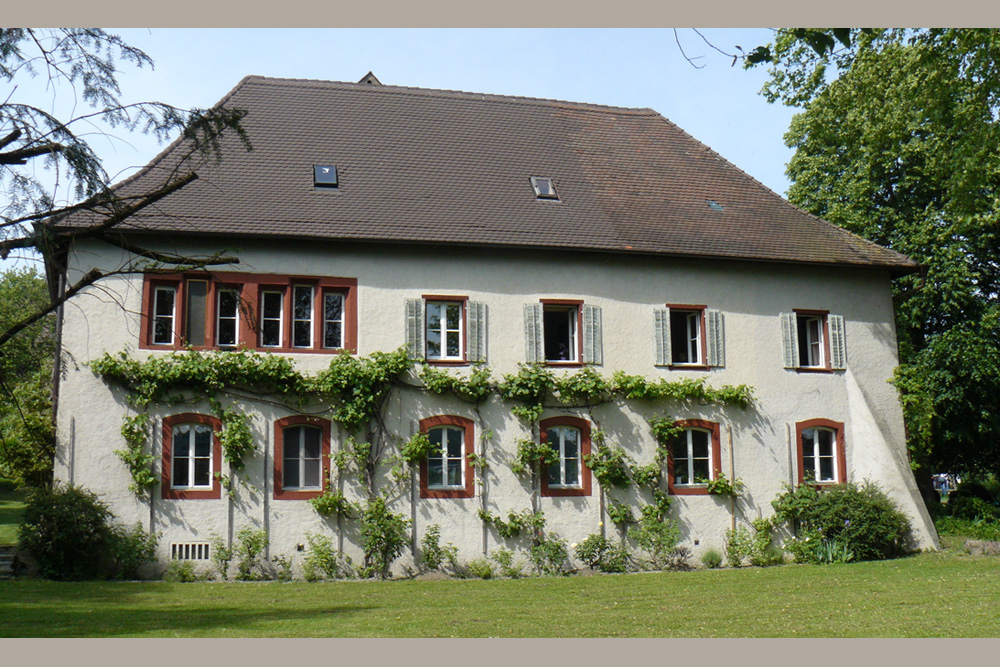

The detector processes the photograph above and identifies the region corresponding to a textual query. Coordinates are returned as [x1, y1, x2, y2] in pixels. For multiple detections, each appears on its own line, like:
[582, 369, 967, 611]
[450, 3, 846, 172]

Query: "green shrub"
[466, 558, 494, 579]
[359, 496, 410, 579]
[574, 534, 630, 573]
[108, 522, 160, 579]
[529, 534, 570, 576]
[234, 526, 268, 581]
[490, 547, 524, 578]
[270, 554, 294, 582]
[420, 524, 458, 572]
[163, 560, 198, 582]
[18, 485, 113, 580]
[302, 533, 354, 581]
[772, 481, 912, 561]
[628, 507, 680, 570]
[935, 515, 1000, 541]
[700, 548, 723, 569]
[949, 481, 993, 504]
[949, 495, 998, 522]
[209, 534, 234, 581]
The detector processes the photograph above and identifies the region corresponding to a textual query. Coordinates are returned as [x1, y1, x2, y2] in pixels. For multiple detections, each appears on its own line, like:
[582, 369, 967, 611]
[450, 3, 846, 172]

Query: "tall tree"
[0, 29, 248, 484]
[751, 29, 1000, 479]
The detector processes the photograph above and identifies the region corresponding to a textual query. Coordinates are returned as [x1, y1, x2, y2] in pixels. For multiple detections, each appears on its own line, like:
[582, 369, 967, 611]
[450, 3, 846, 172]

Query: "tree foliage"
[753, 29, 1000, 476]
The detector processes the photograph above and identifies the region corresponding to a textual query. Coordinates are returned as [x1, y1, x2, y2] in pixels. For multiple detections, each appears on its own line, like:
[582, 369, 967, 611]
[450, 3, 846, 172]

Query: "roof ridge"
[242, 74, 657, 116]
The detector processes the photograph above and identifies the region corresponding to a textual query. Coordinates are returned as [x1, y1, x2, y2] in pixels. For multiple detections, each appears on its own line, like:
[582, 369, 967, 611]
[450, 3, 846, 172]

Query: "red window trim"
[540, 299, 585, 367]
[422, 295, 470, 366]
[793, 309, 832, 373]
[666, 419, 722, 496]
[419, 415, 475, 499]
[273, 415, 332, 500]
[539, 415, 592, 497]
[161, 413, 223, 500]
[140, 272, 358, 354]
[666, 303, 709, 369]
[795, 418, 847, 485]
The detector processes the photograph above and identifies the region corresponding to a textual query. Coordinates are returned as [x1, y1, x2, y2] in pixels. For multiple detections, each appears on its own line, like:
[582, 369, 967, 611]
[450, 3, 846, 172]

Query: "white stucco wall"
[52, 237, 938, 575]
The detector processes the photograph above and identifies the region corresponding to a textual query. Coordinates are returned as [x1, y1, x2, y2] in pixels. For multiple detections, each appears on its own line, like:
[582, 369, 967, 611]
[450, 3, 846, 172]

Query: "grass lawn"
[0, 479, 26, 545]
[1, 541, 999, 637]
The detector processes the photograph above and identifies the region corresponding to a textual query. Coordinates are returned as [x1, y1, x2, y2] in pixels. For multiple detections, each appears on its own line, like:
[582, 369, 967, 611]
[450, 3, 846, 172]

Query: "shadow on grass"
[0, 582, 378, 637]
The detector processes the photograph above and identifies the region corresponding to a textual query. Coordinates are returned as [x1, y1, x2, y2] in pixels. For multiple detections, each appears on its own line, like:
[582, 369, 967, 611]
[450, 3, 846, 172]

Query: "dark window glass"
[186, 281, 207, 346]
[543, 307, 576, 362]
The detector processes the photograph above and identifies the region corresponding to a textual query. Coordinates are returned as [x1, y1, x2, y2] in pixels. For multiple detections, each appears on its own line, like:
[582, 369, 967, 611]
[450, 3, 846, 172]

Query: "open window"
[654, 306, 724, 368]
[780, 311, 847, 371]
[524, 300, 602, 365]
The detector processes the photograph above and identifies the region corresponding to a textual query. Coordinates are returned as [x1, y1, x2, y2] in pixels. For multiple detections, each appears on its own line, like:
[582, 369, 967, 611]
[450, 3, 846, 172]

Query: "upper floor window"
[654, 305, 725, 368]
[404, 296, 487, 365]
[781, 311, 847, 371]
[524, 300, 603, 366]
[161, 413, 223, 500]
[419, 415, 475, 499]
[796, 418, 847, 485]
[539, 416, 592, 497]
[274, 416, 331, 500]
[141, 273, 357, 354]
[666, 419, 722, 496]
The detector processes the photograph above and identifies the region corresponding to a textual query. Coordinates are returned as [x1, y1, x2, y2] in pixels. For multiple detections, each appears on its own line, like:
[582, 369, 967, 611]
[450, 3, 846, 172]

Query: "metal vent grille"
[171, 542, 211, 561]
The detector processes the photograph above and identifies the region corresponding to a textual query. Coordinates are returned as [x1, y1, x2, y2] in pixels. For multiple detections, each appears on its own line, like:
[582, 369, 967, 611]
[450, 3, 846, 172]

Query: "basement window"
[314, 165, 339, 189]
[531, 176, 559, 200]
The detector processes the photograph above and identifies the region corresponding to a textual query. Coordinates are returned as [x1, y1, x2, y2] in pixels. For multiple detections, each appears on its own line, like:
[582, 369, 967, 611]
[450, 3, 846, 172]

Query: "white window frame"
[216, 288, 240, 347]
[259, 290, 284, 348]
[543, 304, 579, 363]
[798, 314, 825, 368]
[425, 301, 464, 361]
[171, 423, 214, 490]
[670, 308, 703, 366]
[292, 284, 314, 348]
[673, 428, 713, 486]
[322, 291, 346, 349]
[801, 426, 838, 483]
[546, 425, 582, 489]
[426, 425, 466, 490]
[153, 286, 177, 345]
[282, 425, 323, 491]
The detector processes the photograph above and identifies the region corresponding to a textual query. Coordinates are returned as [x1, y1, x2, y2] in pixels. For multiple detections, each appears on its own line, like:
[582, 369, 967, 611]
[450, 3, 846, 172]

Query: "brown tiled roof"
[59, 75, 916, 272]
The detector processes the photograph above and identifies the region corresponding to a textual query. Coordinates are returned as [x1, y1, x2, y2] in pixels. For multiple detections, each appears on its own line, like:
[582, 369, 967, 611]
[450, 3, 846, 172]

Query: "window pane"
[154, 317, 173, 345]
[426, 329, 441, 358]
[173, 429, 190, 457]
[293, 321, 311, 347]
[445, 304, 460, 329]
[670, 311, 690, 363]
[262, 320, 281, 346]
[194, 458, 210, 486]
[325, 293, 343, 321]
[818, 429, 833, 456]
[186, 281, 207, 346]
[562, 428, 579, 459]
[284, 428, 301, 460]
[263, 291, 283, 319]
[427, 304, 441, 330]
[693, 458, 710, 481]
[447, 460, 462, 486]
[446, 427, 463, 458]
[304, 428, 321, 459]
[173, 453, 189, 487]
[294, 287, 312, 320]
[284, 459, 300, 488]
[429, 428, 444, 449]
[155, 289, 175, 316]
[547, 461, 561, 485]
[819, 457, 834, 482]
[690, 430, 709, 459]
[194, 426, 212, 457]
[217, 319, 236, 346]
[219, 290, 238, 317]
[324, 321, 342, 348]
[446, 331, 460, 357]
[564, 459, 579, 486]
[543, 307, 576, 361]
[427, 458, 444, 487]
[304, 459, 320, 488]
[675, 458, 690, 485]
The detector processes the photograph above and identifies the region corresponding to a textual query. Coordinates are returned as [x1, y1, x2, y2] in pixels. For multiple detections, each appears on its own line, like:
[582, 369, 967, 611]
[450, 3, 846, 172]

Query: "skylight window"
[314, 165, 339, 189]
[707, 199, 724, 212]
[531, 176, 559, 200]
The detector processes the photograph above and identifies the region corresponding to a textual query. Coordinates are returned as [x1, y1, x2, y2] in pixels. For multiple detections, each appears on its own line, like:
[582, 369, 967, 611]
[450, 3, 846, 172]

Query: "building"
[47, 74, 938, 574]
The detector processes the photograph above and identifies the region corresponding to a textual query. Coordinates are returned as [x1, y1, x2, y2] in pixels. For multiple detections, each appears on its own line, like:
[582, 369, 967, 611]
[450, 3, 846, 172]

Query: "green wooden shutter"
[524, 303, 543, 363]
[582, 304, 603, 365]
[468, 301, 487, 363]
[405, 298, 424, 360]
[654, 307, 671, 366]
[829, 314, 847, 370]
[780, 312, 799, 368]
[706, 309, 725, 367]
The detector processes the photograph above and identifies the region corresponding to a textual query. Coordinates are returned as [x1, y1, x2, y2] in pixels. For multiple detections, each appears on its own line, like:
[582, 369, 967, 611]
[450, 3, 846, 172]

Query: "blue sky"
[5, 28, 800, 268]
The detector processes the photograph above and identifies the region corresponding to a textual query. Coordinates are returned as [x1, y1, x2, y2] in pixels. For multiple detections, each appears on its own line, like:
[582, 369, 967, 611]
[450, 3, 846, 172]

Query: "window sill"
[420, 488, 475, 499]
[542, 486, 589, 497]
[163, 488, 221, 500]
[544, 361, 584, 368]
[274, 489, 325, 500]
[668, 364, 710, 371]
[425, 359, 470, 367]
[670, 484, 711, 496]
[795, 367, 834, 374]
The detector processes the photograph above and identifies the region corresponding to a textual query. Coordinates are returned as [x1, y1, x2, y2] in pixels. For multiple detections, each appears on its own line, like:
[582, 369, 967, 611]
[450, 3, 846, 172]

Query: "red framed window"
[161, 413, 223, 500]
[796, 418, 847, 485]
[419, 415, 475, 499]
[540, 415, 592, 497]
[666, 419, 722, 496]
[273, 415, 332, 500]
[140, 272, 357, 353]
